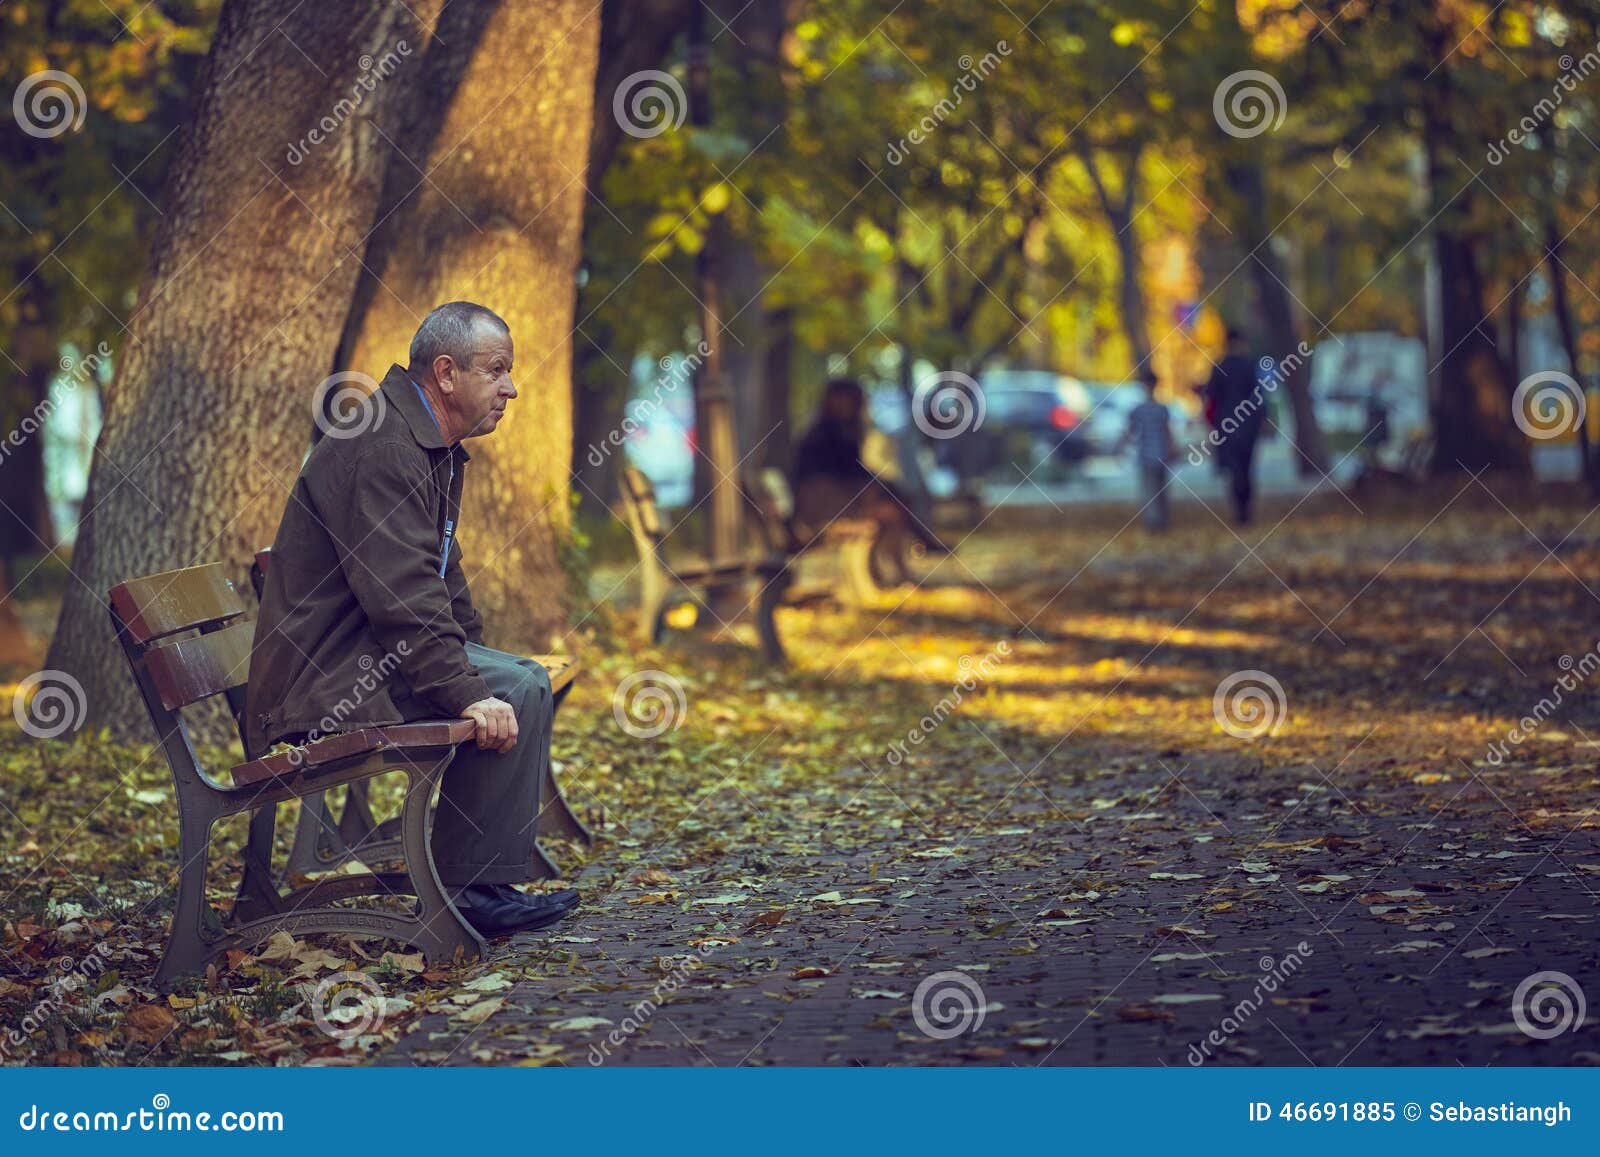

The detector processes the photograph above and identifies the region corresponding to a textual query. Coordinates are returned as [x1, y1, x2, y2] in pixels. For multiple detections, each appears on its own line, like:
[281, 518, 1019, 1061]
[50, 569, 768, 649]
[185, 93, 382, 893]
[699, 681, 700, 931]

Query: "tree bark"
[47, 0, 423, 738]
[339, 0, 602, 650]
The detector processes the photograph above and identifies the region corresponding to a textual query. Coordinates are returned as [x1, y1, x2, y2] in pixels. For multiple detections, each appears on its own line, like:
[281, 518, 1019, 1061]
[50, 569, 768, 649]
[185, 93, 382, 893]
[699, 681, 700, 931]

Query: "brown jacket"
[244, 364, 492, 756]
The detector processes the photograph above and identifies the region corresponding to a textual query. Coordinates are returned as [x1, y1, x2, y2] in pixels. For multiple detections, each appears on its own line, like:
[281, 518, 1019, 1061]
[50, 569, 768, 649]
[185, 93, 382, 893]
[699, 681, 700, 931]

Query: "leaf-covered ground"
[3, 479, 1599, 1066]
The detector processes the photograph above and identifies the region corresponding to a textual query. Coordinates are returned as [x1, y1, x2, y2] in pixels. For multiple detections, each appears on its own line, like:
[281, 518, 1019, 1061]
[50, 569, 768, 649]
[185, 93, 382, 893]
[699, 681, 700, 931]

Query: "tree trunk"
[1543, 217, 1595, 490]
[763, 305, 794, 471]
[1418, 21, 1523, 474]
[716, 0, 791, 474]
[0, 272, 57, 666]
[686, 3, 742, 614]
[1079, 146, 1151, 368]
[1, 272, 57, 562]
[1223, 161, 1329, 475]
[47, 0, 423, 738]
[339, 0, 602, 650]
[570, 319, 630, 516]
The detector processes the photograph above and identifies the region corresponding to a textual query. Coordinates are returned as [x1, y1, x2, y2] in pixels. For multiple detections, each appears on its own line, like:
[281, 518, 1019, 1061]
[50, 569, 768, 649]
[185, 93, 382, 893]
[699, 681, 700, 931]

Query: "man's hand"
[461, 696, 518, 752]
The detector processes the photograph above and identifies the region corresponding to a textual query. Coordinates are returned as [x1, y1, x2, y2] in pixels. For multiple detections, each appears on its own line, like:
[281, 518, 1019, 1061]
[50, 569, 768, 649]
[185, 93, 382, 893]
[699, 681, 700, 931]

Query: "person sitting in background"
[792, 377, 949, 556]
[1122, 368, 1177, 532]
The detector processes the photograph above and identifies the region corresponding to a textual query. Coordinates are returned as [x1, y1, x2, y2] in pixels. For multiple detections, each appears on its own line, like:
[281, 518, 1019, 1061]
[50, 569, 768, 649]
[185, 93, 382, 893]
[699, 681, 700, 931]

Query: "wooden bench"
[248, 548, 593, 881]
[616, 465, 792, 664]
[741, 467, 903, 604]
[110, 563, 484, 987]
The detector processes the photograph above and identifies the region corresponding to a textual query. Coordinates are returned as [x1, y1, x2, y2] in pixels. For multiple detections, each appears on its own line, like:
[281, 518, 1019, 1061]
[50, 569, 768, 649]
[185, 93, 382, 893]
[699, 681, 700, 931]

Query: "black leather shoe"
[451, 884, 578, 937]
[492, 884, 580, 911]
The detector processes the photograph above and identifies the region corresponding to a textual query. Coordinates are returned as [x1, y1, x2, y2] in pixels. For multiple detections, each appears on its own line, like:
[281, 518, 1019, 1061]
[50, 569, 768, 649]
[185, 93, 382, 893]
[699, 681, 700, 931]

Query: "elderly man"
[245, 301, 578, 938]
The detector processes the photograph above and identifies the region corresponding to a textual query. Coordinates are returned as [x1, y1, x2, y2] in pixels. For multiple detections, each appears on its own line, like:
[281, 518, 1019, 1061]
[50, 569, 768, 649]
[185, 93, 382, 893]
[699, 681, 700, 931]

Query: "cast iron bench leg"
[158, 754, 484, 989]
[284, 790, 351, 875]
[756, 566, 791, 665]
[838, 534, 880, 604]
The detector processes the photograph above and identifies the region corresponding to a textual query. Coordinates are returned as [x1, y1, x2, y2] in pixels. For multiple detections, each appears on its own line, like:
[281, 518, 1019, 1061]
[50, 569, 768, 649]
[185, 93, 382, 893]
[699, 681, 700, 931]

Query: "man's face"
[438, 320, 516, 439]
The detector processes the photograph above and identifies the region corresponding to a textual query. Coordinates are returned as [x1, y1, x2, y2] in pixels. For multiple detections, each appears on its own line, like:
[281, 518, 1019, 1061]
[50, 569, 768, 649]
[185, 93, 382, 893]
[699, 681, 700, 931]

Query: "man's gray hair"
[408, 301, 509, 374]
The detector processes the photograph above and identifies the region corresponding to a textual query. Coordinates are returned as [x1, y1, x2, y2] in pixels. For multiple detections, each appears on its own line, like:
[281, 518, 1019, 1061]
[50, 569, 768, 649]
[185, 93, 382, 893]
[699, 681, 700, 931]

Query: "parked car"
[621, 352, 697, 507]
[964, 370, 1095, 478]
[1080, 382, 1143, 457]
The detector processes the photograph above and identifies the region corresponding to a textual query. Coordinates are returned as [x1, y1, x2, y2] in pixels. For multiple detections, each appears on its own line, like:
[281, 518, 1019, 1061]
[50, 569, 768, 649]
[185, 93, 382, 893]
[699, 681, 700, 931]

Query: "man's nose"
[502, 378, 517, 399]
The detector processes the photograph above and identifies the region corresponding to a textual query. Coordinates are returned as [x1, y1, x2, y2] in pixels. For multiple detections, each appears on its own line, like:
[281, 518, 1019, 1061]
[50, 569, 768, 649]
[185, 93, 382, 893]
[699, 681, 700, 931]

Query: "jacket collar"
[378, 363, 471, 461]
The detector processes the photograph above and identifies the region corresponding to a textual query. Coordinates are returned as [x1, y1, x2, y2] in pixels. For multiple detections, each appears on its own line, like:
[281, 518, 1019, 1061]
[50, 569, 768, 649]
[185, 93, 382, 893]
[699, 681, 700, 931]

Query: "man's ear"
[432, 354, 456, 394]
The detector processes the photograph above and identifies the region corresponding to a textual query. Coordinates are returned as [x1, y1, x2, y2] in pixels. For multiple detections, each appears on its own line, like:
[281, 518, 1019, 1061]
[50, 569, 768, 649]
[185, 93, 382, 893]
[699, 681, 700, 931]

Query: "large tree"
[48, 0, 600, 735]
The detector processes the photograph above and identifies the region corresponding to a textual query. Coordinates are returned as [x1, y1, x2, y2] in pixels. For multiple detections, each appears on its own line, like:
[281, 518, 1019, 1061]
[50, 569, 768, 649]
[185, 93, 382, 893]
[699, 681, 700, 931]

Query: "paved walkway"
[379, 752, 1599, 1066]
[380, 489, 1600, 1067]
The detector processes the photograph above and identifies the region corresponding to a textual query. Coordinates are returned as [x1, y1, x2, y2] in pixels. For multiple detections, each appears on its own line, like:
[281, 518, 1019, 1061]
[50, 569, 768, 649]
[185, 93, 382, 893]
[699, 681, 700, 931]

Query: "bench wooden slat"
[142, 620, 254, 710]
[669, 559, 785, 583]
[229, 718, 479, 786]
[109, 564, 248, 644]
[620, 465, 663, 538]
[530, 653, 578, 696]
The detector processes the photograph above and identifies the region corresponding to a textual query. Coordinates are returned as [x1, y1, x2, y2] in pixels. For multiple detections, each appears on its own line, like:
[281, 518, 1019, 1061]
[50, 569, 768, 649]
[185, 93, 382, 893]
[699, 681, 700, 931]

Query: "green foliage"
[0, 0, 218, 367]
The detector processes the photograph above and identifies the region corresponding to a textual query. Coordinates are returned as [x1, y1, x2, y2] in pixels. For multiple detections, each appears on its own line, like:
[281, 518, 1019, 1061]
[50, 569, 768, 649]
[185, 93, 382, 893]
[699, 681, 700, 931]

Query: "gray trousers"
[415, 643, 553, 887]
[1140, 461, 1171, 531]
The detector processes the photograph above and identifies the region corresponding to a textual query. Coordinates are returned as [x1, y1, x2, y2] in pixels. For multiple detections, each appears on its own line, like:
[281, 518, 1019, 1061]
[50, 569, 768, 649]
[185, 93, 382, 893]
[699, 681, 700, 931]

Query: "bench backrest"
[742, 468, 795, 557]
[618, 465, 665, 559]
[109, 563, 253, 784]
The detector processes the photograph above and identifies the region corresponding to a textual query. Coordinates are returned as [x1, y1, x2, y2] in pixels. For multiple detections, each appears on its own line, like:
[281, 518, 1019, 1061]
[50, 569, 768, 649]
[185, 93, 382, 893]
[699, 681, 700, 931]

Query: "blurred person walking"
[1123, 368, 1177, 532]
[1203, 329, 1266, 525]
